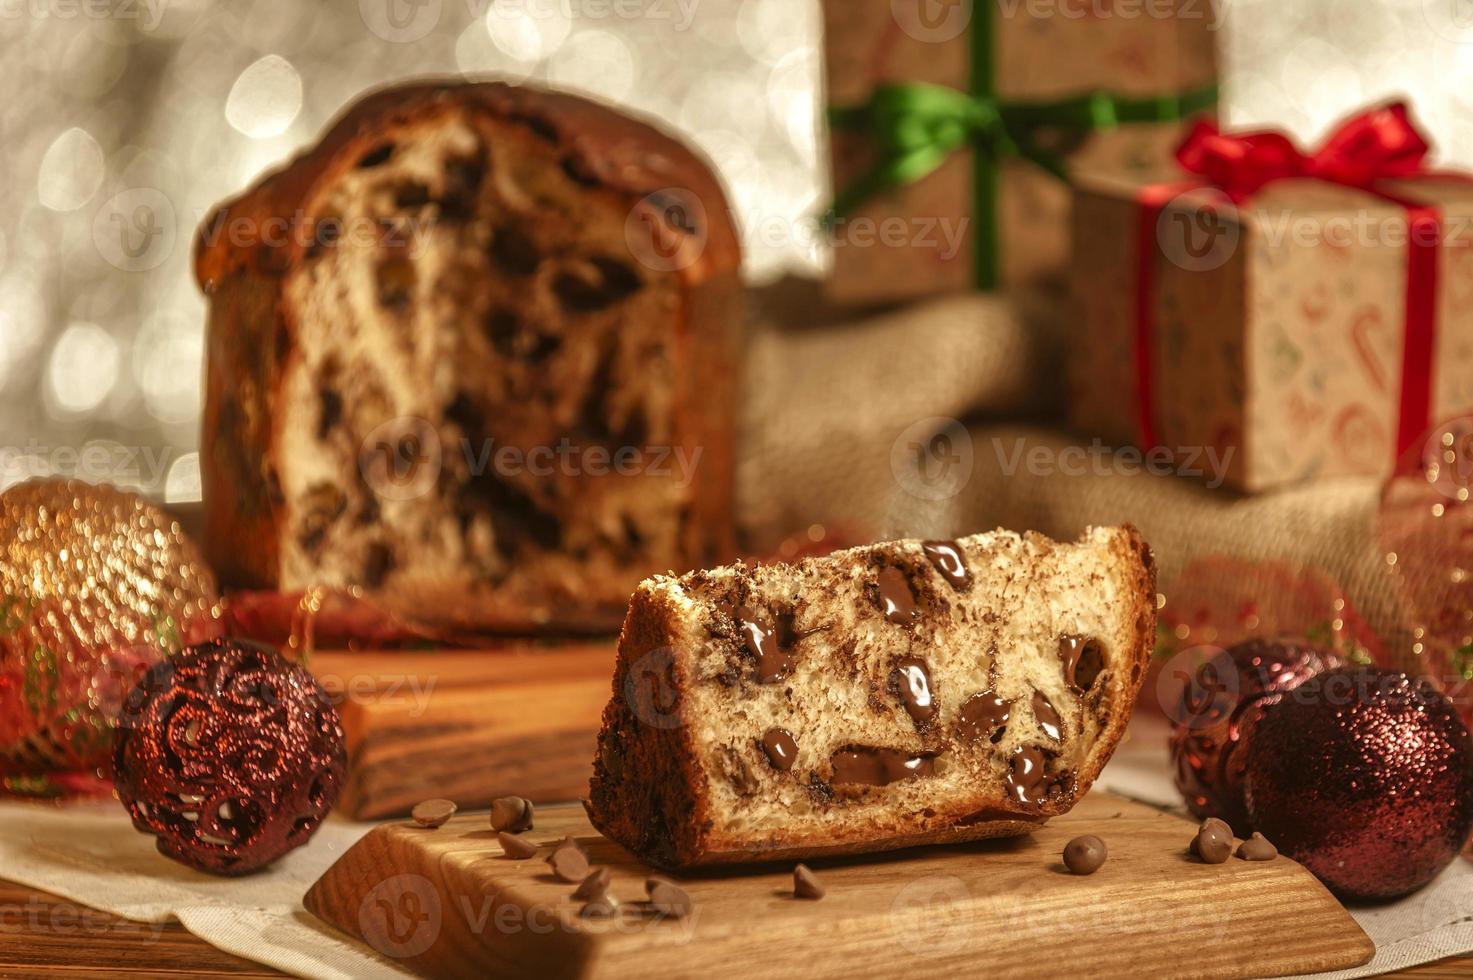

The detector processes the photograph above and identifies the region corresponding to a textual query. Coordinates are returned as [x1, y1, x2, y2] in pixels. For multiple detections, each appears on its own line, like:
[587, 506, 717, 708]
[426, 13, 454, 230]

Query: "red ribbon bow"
[1175, 102, 1432, 201]
[1134, 102, 1443, 461]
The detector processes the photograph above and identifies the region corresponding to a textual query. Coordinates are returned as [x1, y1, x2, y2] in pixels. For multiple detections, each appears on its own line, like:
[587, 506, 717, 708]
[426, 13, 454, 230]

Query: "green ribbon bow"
[826, 7, 1217, 290]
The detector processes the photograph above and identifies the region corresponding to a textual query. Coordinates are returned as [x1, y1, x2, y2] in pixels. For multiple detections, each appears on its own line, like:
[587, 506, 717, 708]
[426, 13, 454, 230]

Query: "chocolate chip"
[1191, 818, 1234, 864]
[552, 258, 642, 313]
[1236, 832, 1278, 862]
[317, 388, 343, 439]
[489, 224, 539, 276]
[892, 657, 936, 724]
[376, 256, 416, 308]
[793, 864, 825, 899]
[761, 728, 798, 771]
[410, 798, 456, 828]
[1060, 635, 1104, 693]
[1032, 690, 1063, 742]
[357, 143, 395, 168]
[646, 876, 692, 919]
[957, 691, 1012, 743]
[489, 796, 534, 833]
[1063, 834, 1108, 875]
[362, 542, 395, 589]
[579, 894, 620, 918]
[548, 837, 591, 882]
[875, 566, 917, 625]
[572, 866, 612, 901]
[394, 182, 432, 208]
[498, 832, 539, 860]
[921, 540, 972, 591]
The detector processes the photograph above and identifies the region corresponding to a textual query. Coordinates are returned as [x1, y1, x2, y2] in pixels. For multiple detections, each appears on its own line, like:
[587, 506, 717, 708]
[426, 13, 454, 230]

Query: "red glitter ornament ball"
[1167, 638, 1342, 834]
[1244, 667, 1473, 901]
[113, 639, 346, 876]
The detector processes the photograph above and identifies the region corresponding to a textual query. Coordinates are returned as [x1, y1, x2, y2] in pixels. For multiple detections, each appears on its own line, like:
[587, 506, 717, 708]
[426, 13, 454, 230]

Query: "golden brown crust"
[586, 527, 1159, 869]
[197, 80, 741, 629]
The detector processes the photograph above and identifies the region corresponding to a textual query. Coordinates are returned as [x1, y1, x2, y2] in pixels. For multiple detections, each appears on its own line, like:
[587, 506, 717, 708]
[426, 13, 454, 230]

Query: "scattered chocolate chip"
[646, 876, 693, 919]
[362, 542, 395, 589]
[957, 691, 1012, 743]
[490, 223, 540, 276]
[729, 604, 792, 684]
[1191, 818, 1234, 864]
[892, 657, 936, 724]
[394, 181, 432, 208]
[761, 728, 798, 772]
[793, 864, 825, 899]
[552, 257, 642, 313]
[1236, 832, 1278, 862]
[489, 796, 534, 833]
[1032, 690, 1063, 741]
[1063, 834, 1108, 875]
[410, 798, 456, 828]
[317, 388, 343, 440]
[572, 866, 612, 901]
[498, 832, 540, 860]
[875, 566, 918, 625]
[921, 540, 972, 591]
[548, 837, 591, 882]
[579, 894, 620, 918]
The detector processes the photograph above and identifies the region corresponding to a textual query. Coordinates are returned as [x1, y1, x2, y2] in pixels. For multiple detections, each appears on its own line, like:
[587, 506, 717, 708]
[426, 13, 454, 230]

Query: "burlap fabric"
[737, 283, 1413, 659]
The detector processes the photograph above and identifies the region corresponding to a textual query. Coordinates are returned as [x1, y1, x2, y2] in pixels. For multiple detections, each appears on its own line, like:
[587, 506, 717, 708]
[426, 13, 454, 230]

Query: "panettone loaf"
[195, 80, 741, 632]
[586, 526, 1156, 868]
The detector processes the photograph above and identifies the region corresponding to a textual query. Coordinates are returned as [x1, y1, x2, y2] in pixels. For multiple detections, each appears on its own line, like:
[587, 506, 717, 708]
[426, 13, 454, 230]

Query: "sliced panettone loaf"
[586, 526, 1156, 869]
[195, 80, 740, 632]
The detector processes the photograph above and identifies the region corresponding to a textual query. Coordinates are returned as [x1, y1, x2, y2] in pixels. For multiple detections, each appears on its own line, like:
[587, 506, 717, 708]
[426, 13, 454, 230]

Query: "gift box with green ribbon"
[823, 0, 1217, 306]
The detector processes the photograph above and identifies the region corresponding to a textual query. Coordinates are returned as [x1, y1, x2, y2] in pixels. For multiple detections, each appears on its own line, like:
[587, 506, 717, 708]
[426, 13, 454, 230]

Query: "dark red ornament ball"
[1168, 638, 1342, 834]
[112, 639, 346, 876]
[1244, 667, 1473, 901]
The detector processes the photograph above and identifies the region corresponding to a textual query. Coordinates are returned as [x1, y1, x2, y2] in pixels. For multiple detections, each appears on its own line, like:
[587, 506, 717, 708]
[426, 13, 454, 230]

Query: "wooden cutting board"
[304, 792, 1374, 979]
[309, 645, 614, 820]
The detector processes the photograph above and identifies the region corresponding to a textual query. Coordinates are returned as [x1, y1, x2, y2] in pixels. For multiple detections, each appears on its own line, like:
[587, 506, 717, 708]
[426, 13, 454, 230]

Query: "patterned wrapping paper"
[1070, 172, 1473, 493]
[823, 0, 1218, 306]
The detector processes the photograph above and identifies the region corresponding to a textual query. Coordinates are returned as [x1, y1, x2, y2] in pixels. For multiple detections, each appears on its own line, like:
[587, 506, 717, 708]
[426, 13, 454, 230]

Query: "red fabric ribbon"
[1135, 102, 1441, 459]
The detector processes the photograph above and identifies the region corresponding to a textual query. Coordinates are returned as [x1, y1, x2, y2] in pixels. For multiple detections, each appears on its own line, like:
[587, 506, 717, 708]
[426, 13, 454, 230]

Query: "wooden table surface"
[0, 877, 1468, 979]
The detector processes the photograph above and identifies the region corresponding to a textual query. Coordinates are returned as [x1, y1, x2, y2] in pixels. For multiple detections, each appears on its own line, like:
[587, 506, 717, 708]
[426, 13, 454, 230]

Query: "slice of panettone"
[586, 525, 1156, 869]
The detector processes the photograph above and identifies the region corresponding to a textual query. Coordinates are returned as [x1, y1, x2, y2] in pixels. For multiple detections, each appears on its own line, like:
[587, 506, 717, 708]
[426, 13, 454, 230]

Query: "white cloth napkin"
[1096, 717, 1473, 980]
[1, 724, 1469, 980]
[0, 799, 409, 979]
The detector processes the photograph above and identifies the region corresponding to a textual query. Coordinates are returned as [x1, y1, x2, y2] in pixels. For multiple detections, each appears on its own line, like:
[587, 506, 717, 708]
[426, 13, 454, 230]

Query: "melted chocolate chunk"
[875, 567, 918, 625]
[1060, 635, 1104, 693]
[1007, 745, 1049, 806]
[734, 606, 788, 683]
[829, 746, 936, 786]
[1032, 691, 1063, 741]
[761, 728, 798, 772]
[921, 540, 972, 591]
[722, 604, 825, 684]
[892, 657, 936, 724]
[957, 691, 1012, 743]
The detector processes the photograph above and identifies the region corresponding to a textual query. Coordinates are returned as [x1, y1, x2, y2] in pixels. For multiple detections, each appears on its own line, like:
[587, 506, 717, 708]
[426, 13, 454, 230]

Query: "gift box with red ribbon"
[822, 0, 1218, 307]
[1069, 102, 1473, 492]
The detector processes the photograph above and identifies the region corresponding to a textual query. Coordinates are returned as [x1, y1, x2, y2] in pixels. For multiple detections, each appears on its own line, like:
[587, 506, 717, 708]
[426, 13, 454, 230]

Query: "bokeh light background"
[5, 0, 1473, 502]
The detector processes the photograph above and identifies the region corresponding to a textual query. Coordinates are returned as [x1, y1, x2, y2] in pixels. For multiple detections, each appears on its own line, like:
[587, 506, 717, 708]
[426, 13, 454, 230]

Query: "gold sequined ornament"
[0, 480, 222, 794]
